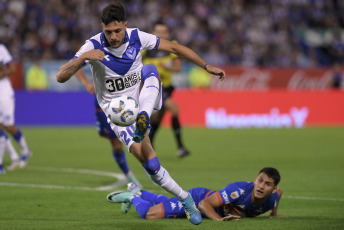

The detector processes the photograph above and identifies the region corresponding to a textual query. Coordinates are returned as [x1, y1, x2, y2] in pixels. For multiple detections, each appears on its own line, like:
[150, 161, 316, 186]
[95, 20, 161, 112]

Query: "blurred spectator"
[25, 59, 48, 91]
[331, 62, 343, 89]
[0, 0, 343, 67]
[189, 66, 211, 89]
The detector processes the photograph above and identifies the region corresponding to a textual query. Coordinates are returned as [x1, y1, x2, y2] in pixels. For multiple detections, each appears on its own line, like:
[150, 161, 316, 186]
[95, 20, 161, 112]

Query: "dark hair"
[100, 1, 126, 25]
[154, 19, 166, 27]
[259, 167, 280, 185]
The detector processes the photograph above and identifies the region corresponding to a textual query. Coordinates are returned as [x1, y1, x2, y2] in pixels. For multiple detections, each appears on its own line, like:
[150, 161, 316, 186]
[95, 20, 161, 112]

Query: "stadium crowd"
[1, 0, 343, 67]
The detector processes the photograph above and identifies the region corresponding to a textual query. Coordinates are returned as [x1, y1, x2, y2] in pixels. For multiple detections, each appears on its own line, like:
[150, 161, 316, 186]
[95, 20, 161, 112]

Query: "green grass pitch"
[0, 127, 343, 230]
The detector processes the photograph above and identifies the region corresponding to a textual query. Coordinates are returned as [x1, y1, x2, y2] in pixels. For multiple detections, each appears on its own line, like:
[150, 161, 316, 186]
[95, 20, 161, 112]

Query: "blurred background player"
[0, 43, 30, 171]
[75, 69, 142, 188]
[142, 21, 190, 157]
[107, 167, 282, 221]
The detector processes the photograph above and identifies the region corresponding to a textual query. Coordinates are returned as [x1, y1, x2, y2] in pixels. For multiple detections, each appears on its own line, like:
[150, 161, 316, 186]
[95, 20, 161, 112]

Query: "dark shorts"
[163, 86, 174, 100]
[161, 187, 215, 219]
[94, 97, 118, 139]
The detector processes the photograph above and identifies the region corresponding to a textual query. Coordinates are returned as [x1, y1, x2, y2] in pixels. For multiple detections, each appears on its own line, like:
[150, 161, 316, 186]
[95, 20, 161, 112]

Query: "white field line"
[285, 195, 344, 202]
[0, 166, 127, 191]
[1, 167, 344, 202]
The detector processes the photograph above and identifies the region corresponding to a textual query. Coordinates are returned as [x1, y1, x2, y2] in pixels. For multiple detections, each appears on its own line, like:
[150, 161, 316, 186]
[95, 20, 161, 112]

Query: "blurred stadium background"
[1, 0, 344, 126]
[1, 1, 344, 229]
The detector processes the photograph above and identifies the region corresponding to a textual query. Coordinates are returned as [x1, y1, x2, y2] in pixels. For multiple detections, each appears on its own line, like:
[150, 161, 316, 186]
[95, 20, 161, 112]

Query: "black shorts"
[163, 86, 174, 100]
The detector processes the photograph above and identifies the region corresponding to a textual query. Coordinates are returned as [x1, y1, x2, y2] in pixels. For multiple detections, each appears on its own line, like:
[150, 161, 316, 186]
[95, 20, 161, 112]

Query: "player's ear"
[124, 21, 128, 28]
[272, 186, 278, 193]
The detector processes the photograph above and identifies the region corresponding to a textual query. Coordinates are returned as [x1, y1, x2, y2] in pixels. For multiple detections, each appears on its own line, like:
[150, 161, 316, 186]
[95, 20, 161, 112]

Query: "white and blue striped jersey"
[73, 28, 161, 151]
[0, 44, 14, 97]
[0, 44, 15, 125]
[74, 28, 160, 113]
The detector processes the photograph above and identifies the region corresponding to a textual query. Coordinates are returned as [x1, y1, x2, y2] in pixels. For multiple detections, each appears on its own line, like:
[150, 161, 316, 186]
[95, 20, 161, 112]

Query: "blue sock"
[0, 129, 5, 137]
[141, 190, 169, 206]
[112, 150, 130, 175]
[13, 130, 22, 142]
[132, 197, 152, 219]
[142, 157, 160, 175]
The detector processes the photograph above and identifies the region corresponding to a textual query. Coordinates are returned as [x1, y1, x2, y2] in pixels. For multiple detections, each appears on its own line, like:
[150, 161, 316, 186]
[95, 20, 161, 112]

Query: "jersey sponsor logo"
[222, 191, 230, 204]
[126, 46, 137, 60]
[231, 191, 239, 199]
[105, 72, 141, 93]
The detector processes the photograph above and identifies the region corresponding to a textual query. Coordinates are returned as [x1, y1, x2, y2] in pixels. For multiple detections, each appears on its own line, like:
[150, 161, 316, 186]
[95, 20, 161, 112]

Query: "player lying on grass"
[107, 167, 282, 221]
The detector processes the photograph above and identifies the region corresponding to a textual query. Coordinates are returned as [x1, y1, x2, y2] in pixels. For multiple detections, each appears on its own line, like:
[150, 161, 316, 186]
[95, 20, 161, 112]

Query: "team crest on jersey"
[231, 191, 239, 199]
[126, 46, 137, 59]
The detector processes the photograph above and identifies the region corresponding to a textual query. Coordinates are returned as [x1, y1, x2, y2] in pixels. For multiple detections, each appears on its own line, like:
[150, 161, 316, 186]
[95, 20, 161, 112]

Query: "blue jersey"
[217, 181, 279, 217]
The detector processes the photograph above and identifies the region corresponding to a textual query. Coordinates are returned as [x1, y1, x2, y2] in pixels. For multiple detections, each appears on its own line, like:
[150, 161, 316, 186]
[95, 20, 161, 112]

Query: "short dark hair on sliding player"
[259, 167, 280, 185]
[100, 1, 126, 25]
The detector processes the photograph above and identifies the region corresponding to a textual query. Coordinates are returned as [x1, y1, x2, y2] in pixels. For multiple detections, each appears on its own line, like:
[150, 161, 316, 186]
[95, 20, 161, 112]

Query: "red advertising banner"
[161, 89, 344, 128]
[211, 66, 338, 90]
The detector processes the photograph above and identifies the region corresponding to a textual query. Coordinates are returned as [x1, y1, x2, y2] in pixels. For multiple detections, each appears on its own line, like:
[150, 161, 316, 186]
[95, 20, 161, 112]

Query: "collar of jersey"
[100, 31, 129, 48]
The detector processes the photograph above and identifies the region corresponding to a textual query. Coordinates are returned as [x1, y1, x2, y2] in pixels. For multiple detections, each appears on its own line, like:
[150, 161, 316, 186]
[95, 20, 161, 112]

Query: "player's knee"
[141, 64, 158, 81]
[142, 157, 160, 175]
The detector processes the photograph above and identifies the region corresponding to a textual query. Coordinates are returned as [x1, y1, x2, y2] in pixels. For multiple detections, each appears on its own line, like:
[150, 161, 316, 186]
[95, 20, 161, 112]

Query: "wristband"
[203, 63, 208, 70]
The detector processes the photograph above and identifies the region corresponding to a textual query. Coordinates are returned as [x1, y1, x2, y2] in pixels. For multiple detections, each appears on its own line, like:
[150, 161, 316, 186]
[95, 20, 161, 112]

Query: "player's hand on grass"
[220, 214, 241, 221]
[81, 49, 105, 61]
[205, 64, 225, 81]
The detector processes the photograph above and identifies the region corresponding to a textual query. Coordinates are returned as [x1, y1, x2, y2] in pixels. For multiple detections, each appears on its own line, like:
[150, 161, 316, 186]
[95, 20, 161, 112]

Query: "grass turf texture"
[0, 127, 343, 230]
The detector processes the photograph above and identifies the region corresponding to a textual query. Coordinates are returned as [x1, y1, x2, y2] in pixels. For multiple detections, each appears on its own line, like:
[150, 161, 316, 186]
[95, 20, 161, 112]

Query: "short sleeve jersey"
[0, 44, 14, 96]
[216, 181, 280, 217]
[74, 28, 159, 112]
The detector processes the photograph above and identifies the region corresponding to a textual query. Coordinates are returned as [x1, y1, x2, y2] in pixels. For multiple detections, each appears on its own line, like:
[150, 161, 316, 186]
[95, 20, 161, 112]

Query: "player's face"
[153, 24, 170, 39]
[102, 21, 127, 48]
[253, 173, 276, 200]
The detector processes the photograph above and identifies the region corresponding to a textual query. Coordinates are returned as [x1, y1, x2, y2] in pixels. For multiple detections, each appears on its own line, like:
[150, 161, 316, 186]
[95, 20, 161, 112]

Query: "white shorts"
[108, 83, 164, 152]
[0, 93, 15, 126]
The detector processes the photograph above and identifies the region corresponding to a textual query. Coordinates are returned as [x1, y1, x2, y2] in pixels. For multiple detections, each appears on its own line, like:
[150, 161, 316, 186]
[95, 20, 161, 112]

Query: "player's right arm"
[56, 49, 105, 83]
[198, 193, 240, 221]
[269, 187, 282, 218]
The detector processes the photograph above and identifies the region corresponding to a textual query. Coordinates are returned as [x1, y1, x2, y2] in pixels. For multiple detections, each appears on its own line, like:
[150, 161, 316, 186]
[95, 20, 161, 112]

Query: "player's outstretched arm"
[158, 38, 225, 80]
[198, 193, 240, 221]
[270, 187, 282, 218]
[75, 69, 95, 94]
[56, 49, 105, 83]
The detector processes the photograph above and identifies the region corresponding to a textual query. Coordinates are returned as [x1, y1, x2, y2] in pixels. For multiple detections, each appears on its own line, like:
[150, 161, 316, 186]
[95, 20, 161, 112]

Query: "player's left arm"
[198, 193, 240, 221]
[269, 187, 282, 218]
[0, 62, 16, 79]
[158, 38, 225, 80]
[160, 57, 181, 73]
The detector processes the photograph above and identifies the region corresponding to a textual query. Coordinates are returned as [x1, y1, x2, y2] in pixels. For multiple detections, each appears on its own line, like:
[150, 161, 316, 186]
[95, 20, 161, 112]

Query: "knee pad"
[142, 157, 160, 175]
[141, 65, 158, 82]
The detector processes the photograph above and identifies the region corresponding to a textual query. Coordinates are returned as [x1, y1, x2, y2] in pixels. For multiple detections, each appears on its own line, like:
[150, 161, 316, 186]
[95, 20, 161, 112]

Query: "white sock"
[149, 166, 188, 200]
[0, 136, 6, 165]
[139, 76, 159, 117]
[5, 138, 20, 161]
[18, 136, 30, 155]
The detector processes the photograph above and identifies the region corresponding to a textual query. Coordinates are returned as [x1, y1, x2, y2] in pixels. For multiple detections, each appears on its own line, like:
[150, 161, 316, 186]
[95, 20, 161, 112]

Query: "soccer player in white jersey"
[0, 43, 32, 173]
[56, 2, 225, 225]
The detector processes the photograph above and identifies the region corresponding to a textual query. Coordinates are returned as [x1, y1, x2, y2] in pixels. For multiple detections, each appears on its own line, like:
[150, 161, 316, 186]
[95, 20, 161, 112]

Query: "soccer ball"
[107, 95, 139, 127]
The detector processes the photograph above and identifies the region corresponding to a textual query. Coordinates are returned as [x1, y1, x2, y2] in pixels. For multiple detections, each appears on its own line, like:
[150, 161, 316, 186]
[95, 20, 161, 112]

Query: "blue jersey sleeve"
[267, 191, 280, 210]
